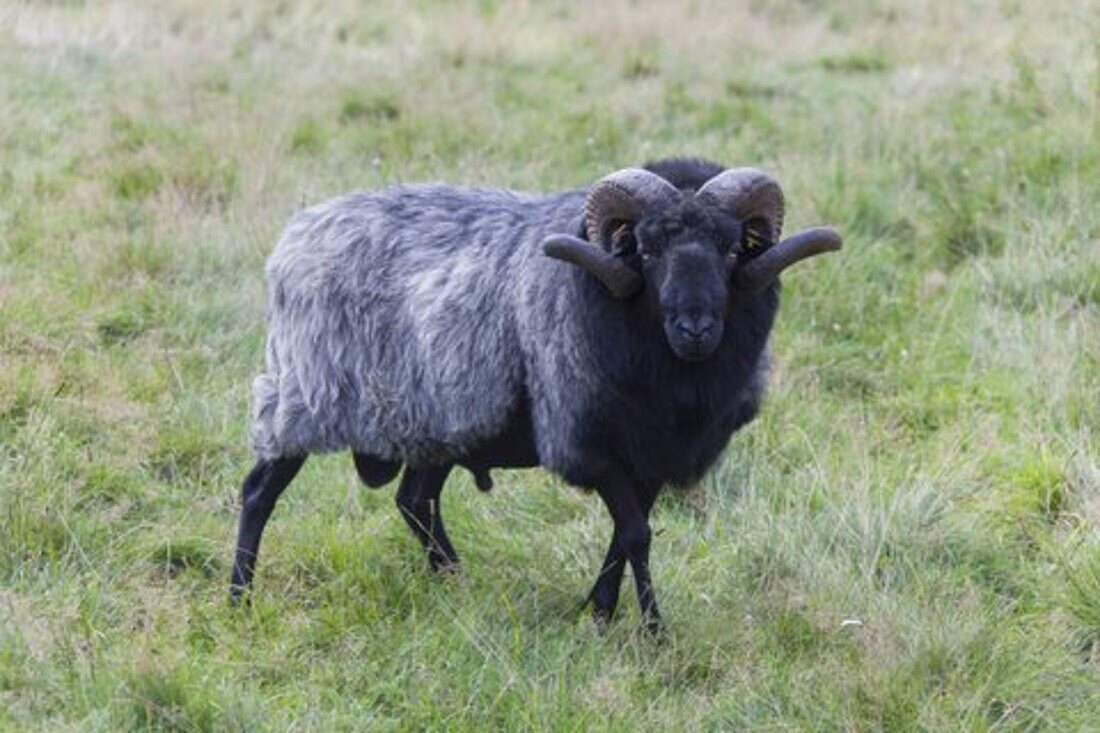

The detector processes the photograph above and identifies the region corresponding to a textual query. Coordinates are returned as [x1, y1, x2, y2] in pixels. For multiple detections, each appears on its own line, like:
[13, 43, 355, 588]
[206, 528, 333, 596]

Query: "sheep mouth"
[666, 335, 721, 363]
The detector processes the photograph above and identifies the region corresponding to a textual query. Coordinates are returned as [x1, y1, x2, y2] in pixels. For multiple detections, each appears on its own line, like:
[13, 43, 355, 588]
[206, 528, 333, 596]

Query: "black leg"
[587, 531, 627, 625]
[229, 455, 306, 601]
[588, 488, 659, 626]
[395, 464, 459, 572]
[594, 476, 662, 633]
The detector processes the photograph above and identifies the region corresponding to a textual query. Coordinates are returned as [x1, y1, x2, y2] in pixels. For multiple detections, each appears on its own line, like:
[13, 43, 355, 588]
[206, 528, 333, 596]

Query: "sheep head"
[544, 167, 842, 362]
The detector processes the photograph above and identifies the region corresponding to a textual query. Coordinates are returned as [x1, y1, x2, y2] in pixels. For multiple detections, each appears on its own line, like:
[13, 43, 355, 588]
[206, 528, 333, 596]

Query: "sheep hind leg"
[352, 452, 401, 488]
[395, 464, 460, 572]
[230, 455, 307, 602]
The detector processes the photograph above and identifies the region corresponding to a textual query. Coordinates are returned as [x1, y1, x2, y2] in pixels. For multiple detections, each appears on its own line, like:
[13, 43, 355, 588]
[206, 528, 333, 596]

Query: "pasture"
[1, 1, 1098, 729]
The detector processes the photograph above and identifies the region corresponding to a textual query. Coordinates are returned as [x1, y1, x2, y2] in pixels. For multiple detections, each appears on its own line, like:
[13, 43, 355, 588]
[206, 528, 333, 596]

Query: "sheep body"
[251, 172, 774, 489]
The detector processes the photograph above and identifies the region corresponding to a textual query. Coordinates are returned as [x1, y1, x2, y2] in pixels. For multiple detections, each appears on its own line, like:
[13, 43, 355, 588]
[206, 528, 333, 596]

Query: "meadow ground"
[1, 1, 1098, 730]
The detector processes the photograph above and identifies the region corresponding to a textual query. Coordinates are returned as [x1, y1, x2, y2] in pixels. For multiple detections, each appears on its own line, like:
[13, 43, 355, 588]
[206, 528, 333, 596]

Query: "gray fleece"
[252, 183, 600, 468]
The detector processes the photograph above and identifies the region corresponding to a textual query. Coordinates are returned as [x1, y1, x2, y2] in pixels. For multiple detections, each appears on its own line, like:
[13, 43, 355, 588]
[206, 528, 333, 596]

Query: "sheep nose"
[675, 313, 718, 342]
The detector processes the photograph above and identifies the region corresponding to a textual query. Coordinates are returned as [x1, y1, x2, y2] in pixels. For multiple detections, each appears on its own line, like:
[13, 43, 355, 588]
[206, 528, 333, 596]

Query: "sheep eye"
[638, 238, 662, 259]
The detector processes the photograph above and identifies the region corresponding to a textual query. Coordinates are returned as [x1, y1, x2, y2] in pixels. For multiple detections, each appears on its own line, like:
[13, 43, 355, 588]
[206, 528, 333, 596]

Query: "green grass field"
[2, 1, 1098, 729]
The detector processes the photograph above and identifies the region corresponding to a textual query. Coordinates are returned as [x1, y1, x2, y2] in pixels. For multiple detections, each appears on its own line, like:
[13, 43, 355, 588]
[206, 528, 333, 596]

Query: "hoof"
[642, 617, 666, 642]
[431, 559, 463, 578]
[228, 584, 252, 607]
[591, 606, 613, 631]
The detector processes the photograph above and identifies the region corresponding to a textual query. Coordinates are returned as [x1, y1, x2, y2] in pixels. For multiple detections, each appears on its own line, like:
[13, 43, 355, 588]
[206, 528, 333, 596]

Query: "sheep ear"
[740, 216, 775, 255]
[542, 234, 644, 299]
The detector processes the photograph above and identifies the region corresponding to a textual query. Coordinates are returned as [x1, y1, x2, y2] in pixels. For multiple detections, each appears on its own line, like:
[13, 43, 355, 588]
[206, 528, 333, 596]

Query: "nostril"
[676, 315, 717, 341]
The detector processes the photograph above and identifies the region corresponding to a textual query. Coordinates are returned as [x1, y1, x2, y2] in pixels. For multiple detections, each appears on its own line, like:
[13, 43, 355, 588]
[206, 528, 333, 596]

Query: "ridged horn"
[542, 168, 680, 298]
[695, 167, 785, 246]
[584, 168, 681, 249]
[732, 227, 843, 293]
[697, 168, 841, 290]
[542, 234, 643, 299]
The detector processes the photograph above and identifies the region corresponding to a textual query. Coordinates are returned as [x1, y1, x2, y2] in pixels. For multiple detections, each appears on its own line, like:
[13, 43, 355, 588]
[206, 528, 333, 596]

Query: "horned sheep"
[230, 158, 842, 631]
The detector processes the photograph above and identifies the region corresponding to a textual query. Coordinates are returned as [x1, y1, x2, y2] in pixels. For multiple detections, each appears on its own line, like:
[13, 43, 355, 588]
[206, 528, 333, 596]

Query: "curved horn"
[541, 169, 678, 299]
[732, 227, 843, 293]
[695, 167, 785, 246]
[585, 168, 680, 249]
[697, 168, 840, 290]
[542, 234, 643, 299]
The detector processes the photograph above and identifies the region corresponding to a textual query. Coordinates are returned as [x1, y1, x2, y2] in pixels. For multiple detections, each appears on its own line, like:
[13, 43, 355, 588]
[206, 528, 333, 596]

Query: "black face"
[628, 200, 744, 362]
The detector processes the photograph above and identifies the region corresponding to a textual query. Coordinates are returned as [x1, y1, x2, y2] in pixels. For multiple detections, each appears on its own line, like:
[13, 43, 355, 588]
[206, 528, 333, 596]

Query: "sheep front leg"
[587, 489, 658, 626]
[594, 478, 662, 634]
[587, 534, 627, 625]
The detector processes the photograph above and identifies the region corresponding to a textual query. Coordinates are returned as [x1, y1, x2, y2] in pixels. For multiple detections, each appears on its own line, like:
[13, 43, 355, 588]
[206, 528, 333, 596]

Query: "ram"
[230, 158, 841, 630]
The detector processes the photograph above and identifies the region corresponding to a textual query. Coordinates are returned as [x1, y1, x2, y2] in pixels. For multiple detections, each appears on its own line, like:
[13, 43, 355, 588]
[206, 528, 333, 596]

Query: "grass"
[0, 0, 1097, 729]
